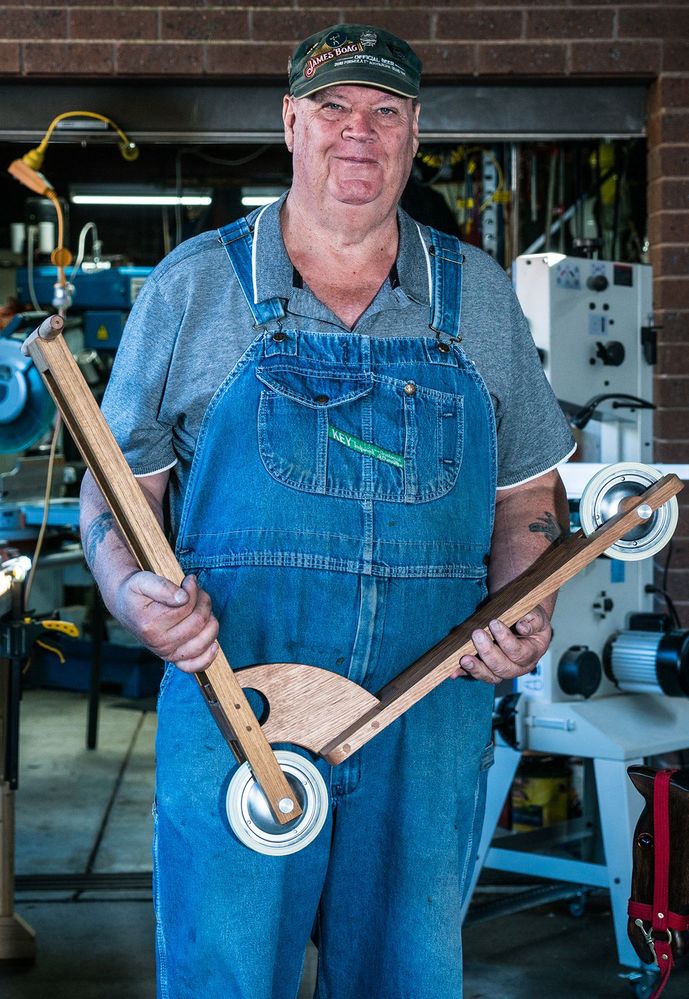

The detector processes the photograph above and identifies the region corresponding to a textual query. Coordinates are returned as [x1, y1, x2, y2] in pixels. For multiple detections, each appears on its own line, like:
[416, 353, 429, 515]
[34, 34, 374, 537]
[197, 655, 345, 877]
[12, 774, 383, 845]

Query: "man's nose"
[342, 110, 376, 140]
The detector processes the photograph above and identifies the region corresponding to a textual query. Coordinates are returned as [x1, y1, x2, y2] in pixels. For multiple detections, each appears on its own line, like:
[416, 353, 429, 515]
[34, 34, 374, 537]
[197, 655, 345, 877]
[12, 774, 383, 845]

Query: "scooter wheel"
[226, 750, 329, 856]
[579, 462, 678, 561]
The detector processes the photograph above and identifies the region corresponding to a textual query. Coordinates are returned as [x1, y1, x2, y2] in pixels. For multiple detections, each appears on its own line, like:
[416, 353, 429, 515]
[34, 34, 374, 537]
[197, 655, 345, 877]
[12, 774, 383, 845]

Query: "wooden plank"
[320, 475, 684, 764]
[24, 317, 300, 824]
[238, 663, 379, 753]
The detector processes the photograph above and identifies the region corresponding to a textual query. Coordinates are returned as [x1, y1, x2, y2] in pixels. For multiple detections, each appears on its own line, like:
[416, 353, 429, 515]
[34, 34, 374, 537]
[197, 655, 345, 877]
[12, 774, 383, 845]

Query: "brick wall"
[1, 1, 687, 622]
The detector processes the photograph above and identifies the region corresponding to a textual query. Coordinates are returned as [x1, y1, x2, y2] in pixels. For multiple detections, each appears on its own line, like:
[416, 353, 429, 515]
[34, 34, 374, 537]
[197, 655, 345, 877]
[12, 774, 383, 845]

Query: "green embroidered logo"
[328, 425, 404, 468]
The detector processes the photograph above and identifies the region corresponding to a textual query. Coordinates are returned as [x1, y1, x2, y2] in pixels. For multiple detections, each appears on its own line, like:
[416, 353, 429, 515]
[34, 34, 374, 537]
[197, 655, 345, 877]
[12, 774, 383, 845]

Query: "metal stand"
[462, 695, 689, 971]
[0, 566, 36, 963]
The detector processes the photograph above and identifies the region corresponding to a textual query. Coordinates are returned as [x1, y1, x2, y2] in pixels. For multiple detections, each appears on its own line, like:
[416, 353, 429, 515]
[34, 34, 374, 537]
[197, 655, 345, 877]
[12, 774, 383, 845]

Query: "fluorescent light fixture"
[72, 194, 212, 205]
[241, 195, 281, 207]
[70, 185, 212, 207]
[241, 186, 286, 208]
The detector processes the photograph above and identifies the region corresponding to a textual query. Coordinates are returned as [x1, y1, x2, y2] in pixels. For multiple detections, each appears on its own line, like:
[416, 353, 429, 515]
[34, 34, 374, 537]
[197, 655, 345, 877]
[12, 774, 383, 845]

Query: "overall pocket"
[256, 362, 464, 503]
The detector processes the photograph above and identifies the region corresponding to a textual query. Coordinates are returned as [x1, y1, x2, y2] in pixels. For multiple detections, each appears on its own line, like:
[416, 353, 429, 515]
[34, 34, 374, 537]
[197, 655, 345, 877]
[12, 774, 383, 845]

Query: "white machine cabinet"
[463, 255, 689, 988]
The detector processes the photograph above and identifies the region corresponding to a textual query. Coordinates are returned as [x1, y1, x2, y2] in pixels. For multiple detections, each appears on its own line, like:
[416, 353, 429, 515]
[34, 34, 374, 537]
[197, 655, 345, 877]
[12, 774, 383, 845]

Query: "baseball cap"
[288, 24, 422, 100]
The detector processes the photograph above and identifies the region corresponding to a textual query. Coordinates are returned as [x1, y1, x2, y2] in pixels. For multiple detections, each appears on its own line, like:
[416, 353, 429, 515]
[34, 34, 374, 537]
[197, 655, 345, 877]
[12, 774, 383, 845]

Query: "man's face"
[283, 85, 420, 213]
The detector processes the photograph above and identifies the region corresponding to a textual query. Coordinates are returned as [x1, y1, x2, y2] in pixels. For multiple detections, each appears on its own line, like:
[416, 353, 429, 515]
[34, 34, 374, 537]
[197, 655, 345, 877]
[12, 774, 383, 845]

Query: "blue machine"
[15, 265, 153, 350]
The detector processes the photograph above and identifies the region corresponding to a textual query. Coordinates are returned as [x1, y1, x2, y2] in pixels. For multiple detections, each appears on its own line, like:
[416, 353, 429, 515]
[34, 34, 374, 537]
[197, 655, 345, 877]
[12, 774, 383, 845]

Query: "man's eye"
[323, 102, 344, 111]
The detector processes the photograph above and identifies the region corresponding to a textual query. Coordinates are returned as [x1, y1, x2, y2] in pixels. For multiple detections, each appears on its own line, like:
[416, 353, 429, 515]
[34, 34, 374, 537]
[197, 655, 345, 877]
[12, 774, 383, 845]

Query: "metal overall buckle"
[633, 919, 673, 963]
[430, 327, 462, 353]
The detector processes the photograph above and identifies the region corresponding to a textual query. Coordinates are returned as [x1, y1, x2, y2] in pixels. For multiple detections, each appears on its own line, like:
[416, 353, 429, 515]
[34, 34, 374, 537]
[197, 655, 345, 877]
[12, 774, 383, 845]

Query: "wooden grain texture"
[25, 324, 300, 824]
[238, 663, 379, 753]
[320, 474, 684, 764]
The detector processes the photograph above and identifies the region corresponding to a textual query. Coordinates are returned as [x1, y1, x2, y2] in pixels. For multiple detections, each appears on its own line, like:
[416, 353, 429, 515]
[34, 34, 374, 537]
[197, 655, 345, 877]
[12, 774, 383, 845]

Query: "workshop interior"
[0, 77, 687, 999]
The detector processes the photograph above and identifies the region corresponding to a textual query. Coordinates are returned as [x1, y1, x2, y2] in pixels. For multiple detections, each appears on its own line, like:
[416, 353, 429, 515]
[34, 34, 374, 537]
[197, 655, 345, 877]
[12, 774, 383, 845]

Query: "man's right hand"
[113, 571, 219, 673]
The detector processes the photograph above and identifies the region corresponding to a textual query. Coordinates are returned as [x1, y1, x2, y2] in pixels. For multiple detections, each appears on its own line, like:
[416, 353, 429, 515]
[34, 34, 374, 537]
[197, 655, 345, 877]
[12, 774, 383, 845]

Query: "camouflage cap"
[288, 24, 422, 100]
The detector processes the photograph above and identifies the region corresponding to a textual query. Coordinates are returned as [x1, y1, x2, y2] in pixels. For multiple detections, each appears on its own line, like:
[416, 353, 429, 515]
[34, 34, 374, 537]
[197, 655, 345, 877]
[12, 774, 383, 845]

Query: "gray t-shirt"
[102, 198, 574, 532]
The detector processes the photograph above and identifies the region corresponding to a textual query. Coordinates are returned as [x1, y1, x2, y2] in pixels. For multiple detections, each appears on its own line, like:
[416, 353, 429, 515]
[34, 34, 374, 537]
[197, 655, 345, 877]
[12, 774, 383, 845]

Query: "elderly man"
[80, 23, 574, 999]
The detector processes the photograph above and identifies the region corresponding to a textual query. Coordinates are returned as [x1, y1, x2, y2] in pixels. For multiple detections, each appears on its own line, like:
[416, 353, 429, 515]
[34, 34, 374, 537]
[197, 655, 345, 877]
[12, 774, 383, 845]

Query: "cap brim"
[292, 73, 418, 100]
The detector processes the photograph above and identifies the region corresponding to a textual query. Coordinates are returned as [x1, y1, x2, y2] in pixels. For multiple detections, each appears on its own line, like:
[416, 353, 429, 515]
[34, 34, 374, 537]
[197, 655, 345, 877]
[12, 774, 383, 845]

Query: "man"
[80, 24, 574, 999]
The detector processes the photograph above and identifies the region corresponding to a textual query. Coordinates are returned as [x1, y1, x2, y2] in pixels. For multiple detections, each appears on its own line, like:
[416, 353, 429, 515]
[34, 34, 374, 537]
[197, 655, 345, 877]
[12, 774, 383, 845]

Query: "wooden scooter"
[23, 315, 684, 854]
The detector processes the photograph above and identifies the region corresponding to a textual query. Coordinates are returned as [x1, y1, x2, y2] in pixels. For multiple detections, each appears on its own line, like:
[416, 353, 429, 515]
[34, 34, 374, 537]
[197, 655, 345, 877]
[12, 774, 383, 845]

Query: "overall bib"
[154, 217, 498, 999]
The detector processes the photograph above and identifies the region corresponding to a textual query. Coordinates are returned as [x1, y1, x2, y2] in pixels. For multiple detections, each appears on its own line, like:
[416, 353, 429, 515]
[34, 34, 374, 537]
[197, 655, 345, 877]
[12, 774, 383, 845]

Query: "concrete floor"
[2, 688, 687, 998]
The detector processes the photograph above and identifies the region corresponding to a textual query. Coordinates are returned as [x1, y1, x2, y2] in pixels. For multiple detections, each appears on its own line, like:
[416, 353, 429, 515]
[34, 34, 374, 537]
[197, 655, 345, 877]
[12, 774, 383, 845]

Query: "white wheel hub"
[226, 750, 329, 856]
[579, 462, 679, 561]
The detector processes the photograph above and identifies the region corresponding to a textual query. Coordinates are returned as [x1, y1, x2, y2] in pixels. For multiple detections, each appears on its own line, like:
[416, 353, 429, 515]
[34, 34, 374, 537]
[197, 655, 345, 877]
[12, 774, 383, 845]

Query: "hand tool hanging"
[23, 317, 684, 855]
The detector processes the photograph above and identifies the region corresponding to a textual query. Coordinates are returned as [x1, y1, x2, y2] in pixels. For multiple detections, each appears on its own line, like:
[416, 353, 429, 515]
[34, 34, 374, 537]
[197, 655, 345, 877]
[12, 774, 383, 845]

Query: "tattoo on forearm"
[83, 511, 115, 568]
[528, 511, 567, 544]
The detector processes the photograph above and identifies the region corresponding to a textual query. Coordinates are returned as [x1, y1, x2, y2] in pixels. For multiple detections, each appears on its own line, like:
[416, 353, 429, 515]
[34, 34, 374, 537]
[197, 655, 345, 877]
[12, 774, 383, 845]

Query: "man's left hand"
[452, 605, 552, 685]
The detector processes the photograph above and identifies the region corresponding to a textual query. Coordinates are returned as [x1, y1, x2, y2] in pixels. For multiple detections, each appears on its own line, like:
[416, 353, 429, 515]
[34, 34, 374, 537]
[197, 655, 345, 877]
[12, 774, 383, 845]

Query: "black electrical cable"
[645, 583, 682, 630]
[570, 393, 655, 430]
[662, 540, 673, 595]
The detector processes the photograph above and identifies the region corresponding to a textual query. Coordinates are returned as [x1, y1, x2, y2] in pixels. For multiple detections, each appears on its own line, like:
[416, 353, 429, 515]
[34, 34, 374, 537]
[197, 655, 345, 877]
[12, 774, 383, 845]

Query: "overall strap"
[627, 769, 689, 999]
[217, 215, 285, 328]
[428, 228, 464, 342]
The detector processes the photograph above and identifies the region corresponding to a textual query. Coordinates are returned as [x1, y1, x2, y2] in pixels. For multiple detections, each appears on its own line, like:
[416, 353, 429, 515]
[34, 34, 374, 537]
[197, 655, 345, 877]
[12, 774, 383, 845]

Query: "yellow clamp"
[24, 617, 80, 638]
[41, 619, 80, 638]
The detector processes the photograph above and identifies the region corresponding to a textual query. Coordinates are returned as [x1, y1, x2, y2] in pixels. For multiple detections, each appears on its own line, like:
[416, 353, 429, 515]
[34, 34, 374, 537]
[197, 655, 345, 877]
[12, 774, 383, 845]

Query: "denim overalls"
[153, 216, 498, 999]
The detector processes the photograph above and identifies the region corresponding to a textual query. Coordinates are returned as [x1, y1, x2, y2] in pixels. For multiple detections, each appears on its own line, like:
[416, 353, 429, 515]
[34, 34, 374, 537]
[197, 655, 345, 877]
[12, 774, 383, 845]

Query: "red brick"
[654, 439, 689, 462]
[526, 8, 614, 40]
[654, 408, 689, 438]
[658, 341, 689, 371]
[116, 42, 206, 75]
[397, 0, 564, 5]
[477, 41, 566, 76]
[655, 276, 689, 310]
[659, 540, 689, 572]
[206, 41, 293, 76]
[675, 604, 689, 628]
[0, 7, 67, 39]
[115, 0, 201, 5]
[0, 42, 20, 72]
[666, 579, 689, 605]
[210, 0, 295, 6]
[650, 242, 689, 275]
[619, 6, 689, 40]
[251, 10, 351, 43]
[70, 8, 158, 41]
[23, 41, 114, 74]
[412, 42, 476, 76]
[648, 211, 689, 245]
[655, 310, 689, 343]
[655, 566, 689, 592]
[648, 144, 689, 181]
[569, 41, 660, 75]
[648, 177, 689, 215]
[652, 75, 689, 109]
[327, 10, 432, 40]
[2, 0, 111, 4]
[648, 111, 689, 146]
[162, 9, 248, 41]
[436, 9, 523, 41]
[654, 374, 689, 407]
[663, 42, 689, 72]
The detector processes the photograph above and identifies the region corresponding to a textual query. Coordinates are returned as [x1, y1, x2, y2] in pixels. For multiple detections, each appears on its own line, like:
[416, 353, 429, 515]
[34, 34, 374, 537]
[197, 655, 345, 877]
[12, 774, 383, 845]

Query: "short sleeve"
[101, 273, 178, 476]
[456, 244, 575, 489]
[493, 291, 575, 488]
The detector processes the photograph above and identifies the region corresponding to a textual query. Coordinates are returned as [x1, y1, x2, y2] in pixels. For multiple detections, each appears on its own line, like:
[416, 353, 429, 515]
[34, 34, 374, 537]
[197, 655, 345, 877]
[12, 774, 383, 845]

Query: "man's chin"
[329, 184, 385, 207]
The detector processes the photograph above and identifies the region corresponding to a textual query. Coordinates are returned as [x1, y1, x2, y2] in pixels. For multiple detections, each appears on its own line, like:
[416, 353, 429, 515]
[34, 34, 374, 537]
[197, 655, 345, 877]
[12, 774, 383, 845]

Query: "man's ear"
[283, 94, 296, 153]
[412, 101, 420, 157]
